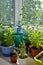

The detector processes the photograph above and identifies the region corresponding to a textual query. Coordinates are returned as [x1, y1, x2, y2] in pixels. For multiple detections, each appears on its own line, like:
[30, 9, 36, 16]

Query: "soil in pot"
[10, 53, 17, 63]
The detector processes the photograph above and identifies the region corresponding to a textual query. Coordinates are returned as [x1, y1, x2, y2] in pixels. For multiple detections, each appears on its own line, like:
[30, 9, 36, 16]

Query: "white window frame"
[14, 0, 22, 26]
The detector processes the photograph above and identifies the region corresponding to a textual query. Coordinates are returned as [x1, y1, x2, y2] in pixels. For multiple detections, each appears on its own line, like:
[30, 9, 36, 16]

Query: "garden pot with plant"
[28, 30, 43, 57]
[0, 27, 15, 56]
[18, 41, 30, 65]
[10, 47, 19, 63]
[10, 53, 17, 63]
[34, 51, 43, 65]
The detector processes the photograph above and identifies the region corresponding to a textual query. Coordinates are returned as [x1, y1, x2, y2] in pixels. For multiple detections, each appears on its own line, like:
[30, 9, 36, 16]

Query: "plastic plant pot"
[10, 53, 17, 63]
[34, 51, 43, 65]
[30, 47, 42, 58]
[1, 44, 15, 57]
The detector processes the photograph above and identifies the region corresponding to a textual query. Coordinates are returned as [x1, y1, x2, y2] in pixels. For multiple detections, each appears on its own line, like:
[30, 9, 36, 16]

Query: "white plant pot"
[18, 57, 28, 65]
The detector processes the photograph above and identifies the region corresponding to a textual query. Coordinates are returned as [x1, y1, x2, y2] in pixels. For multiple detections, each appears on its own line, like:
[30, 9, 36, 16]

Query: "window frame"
[14, 0, 22, 26]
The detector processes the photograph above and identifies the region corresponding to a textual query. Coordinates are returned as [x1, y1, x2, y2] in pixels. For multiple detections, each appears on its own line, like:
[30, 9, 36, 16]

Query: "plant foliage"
[1, 27, 14, 46]
[28, 30, 43, 49]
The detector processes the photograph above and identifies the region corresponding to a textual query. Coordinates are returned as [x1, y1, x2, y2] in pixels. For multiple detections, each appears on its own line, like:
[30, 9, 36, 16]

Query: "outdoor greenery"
[0, 0, 14, 26]
[22, 0, 40, 24]
[22, 0, 43, 25]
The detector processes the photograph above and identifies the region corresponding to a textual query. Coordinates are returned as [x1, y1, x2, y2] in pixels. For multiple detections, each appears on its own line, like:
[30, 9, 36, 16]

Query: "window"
[22, 0, 43, 25]
[0, 0, 15, 26]
[0, 0, 43, 26]
[0, 0, 23, 27]
[15, 0, 22, 26]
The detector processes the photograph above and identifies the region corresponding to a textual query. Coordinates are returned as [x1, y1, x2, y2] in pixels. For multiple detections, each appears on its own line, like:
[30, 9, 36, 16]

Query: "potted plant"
[0, 27, 15, 56]
[10, 47, 19, 63]
[10, 53, 17, 63]
[28, 30, 43, 57]
[34, 51, 43, 65]
[18, 41, 29, 65]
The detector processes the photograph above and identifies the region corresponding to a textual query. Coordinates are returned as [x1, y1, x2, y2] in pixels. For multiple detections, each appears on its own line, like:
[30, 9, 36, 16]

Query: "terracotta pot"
[30, 47, 42, 58]
[10, 53, 17, 63]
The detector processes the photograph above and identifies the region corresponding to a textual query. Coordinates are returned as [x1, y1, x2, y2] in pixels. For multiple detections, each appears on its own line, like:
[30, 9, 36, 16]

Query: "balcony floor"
[0, 49, 36, 65]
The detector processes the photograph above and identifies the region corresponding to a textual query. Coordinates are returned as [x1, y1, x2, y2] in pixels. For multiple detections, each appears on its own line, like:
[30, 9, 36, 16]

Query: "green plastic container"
[34, 51, 43, 65]
[14, 33, 24, 47]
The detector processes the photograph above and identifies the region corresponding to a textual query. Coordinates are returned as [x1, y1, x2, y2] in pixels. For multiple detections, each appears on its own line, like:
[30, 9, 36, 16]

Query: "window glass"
[22, 0, 43, 25]
[0, 0, 14, 26]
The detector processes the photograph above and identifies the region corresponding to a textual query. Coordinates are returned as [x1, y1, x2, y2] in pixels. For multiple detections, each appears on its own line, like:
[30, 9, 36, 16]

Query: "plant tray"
[34, 51, 43, 65]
